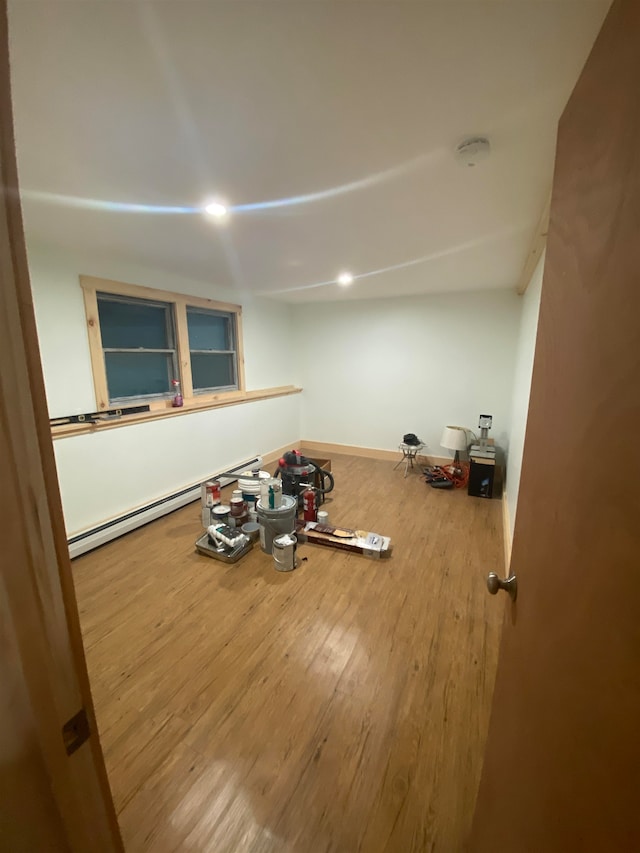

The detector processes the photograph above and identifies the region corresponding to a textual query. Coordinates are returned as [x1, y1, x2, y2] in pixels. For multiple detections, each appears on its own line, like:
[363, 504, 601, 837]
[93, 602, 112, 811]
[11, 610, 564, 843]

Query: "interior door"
[0, 3, 123, 850]
[470, 1, 640, 850]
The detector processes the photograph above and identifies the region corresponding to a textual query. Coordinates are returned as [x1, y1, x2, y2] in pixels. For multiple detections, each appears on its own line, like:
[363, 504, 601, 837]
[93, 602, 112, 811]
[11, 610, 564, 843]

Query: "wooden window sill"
[50, 385, 302, 440]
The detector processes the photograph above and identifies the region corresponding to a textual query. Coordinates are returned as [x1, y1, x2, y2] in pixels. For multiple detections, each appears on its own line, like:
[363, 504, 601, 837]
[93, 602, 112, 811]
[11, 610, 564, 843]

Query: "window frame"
[186, 305, 238, 395]
[97, 291, 180, 404]
[81, 276, 245, 411]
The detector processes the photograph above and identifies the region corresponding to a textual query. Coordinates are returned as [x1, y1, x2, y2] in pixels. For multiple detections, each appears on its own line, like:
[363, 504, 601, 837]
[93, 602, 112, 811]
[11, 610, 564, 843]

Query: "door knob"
[487, 572, 517, 602]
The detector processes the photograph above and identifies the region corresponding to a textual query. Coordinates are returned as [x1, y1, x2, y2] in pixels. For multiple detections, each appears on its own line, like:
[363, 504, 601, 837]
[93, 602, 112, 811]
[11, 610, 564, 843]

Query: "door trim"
[0, 2, 123, 848]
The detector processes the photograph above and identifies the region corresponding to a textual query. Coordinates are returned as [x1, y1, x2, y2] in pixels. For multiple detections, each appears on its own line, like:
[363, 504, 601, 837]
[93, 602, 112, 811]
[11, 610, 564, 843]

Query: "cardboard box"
[296, 520, 391, 559]
[308, 457, 331, 472]
[308, 458, 331, 491]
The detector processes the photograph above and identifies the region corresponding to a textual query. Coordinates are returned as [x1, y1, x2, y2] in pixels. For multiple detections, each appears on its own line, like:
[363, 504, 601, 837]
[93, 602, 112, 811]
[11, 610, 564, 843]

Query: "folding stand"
[394, 442, 425, 478]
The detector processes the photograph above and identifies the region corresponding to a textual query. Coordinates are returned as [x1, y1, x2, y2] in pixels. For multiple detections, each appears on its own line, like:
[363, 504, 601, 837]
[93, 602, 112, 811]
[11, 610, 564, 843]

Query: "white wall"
[28, 243, 296, 417]
[505, 253, 544, 541]
[28, 243, 301, 535]
[53, 395, 300, 535]
[294, 289, 521, 457]
[30, 239, 538, 540]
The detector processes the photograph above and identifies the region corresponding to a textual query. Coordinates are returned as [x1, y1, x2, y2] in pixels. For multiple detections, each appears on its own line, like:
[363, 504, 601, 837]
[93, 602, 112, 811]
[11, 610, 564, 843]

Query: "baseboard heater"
[67, 455, 263, 559]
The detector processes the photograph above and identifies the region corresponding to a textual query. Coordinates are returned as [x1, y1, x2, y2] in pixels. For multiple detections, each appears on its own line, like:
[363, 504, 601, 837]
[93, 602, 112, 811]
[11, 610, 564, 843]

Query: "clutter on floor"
[424, 466, 456, 489]
[195, 448, 392, 569]
[195, 424, 501, 569]
[424, 414, 502, 496]
[194, 421, 503, 570]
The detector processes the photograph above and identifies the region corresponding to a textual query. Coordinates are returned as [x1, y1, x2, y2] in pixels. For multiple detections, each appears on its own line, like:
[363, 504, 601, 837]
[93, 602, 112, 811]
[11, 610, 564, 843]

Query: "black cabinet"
[468, 449, 503, 499]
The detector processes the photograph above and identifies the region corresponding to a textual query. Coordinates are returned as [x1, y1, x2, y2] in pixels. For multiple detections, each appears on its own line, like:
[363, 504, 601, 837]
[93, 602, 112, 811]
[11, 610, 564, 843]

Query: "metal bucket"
[257, 495, 297, 554]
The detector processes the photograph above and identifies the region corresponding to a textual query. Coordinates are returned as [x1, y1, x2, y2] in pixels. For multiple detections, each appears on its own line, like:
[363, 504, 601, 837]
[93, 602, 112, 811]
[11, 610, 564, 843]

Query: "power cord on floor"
[424, 463, 469, 489]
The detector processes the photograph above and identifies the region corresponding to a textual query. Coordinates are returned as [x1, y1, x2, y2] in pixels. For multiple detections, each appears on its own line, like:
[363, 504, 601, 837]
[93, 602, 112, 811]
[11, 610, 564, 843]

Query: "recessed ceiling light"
[204, 199, 229, 219]
[337, 271, 354, 286]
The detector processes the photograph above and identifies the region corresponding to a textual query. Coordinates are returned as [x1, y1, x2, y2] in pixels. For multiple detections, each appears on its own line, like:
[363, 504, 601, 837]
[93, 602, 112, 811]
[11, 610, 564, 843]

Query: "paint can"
[243, 494, 257, 514]
[272, 533, 297, 572]
[257, 494, 297, 554]
[202, 480, 221, 508]
[230, 510, 249, 529]
[230, 497, 246, 517]
[211, 505, 230, 525]
[317, 510, 329, 526]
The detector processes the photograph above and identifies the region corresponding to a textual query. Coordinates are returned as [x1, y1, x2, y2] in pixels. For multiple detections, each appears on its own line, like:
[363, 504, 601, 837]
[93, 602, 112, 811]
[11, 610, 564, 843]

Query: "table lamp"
[440, 425, 468, 467]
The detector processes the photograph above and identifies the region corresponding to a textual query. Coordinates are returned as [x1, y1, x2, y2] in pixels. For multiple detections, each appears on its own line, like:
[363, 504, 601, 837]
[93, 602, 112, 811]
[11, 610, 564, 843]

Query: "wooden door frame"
[0, 2, 122, 849]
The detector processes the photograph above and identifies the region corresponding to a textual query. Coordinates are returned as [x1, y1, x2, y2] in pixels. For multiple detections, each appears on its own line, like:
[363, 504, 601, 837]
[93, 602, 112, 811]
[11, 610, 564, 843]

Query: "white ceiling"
[8, 1, 609, 303]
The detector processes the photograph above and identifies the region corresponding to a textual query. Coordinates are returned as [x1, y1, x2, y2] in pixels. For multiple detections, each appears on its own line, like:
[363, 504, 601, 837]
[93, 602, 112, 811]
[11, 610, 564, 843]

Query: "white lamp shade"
[440, 425, 467, 452]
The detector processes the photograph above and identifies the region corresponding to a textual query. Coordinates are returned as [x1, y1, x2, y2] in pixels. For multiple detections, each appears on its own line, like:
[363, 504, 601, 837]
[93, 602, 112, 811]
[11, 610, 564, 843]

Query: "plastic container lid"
[238, 470, 271, 494]
[241, 521, 260, 541]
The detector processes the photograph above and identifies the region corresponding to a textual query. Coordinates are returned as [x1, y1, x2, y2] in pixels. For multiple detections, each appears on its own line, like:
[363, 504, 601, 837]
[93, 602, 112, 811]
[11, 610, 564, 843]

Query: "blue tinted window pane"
[191, 353, 235, 390]
[98, 297, 170, 349]
[187, 309, 229, 350]
[105, 352, 173, 399]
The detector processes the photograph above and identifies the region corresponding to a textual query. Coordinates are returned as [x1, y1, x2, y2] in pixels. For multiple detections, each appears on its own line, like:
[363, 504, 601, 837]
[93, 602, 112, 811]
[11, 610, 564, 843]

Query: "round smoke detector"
[455, 136, 491, 167]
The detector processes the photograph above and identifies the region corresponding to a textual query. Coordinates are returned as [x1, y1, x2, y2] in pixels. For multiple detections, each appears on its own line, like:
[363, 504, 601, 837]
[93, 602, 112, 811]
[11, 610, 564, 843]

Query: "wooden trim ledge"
[51, 385, 302, 440]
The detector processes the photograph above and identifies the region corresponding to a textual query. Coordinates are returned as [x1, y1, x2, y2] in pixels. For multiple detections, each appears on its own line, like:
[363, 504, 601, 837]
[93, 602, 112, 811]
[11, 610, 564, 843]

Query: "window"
[187, 307, 237, 393]
[97, 294, 178, 402]
[81, 277, 244, 411]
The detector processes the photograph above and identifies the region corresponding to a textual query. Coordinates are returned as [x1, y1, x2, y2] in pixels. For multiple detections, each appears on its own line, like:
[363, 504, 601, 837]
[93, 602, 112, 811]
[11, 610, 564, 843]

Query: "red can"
[302, 486, 317, 522]
[203, 480, 221, 507]
[230, 497, 246, 517]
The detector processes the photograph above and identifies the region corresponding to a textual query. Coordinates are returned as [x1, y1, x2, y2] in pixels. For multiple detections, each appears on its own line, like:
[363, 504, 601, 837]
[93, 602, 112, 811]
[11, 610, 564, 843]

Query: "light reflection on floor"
[169, 759, 292, 852]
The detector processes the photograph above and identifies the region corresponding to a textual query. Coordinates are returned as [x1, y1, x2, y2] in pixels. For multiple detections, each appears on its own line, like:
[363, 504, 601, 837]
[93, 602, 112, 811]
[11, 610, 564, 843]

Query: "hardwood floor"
[72, 452, 504, 852]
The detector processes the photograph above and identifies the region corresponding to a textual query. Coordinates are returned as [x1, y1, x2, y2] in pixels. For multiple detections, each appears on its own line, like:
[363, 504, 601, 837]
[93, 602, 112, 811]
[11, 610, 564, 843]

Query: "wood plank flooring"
[72, 452, 504, 852]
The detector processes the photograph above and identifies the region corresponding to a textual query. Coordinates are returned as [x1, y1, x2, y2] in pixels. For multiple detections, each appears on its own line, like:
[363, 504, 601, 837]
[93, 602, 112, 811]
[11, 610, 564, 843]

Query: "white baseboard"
[68, 443, 299, 558]
[300, 439, 449, 467]
[68, 485, 206, 558]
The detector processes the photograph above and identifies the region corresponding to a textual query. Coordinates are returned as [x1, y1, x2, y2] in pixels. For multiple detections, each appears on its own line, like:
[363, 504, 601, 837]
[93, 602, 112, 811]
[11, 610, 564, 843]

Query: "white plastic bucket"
[239, 470, 270, 507]
[238, 470, 270, 492]
[257, 495, 297, 554]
